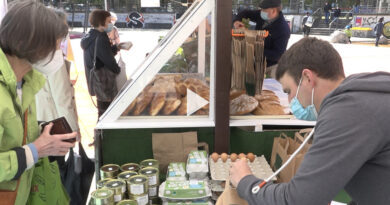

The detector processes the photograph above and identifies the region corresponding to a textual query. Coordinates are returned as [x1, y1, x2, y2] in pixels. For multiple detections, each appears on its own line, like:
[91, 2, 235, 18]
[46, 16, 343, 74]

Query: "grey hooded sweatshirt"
[237, 72, 390, 205]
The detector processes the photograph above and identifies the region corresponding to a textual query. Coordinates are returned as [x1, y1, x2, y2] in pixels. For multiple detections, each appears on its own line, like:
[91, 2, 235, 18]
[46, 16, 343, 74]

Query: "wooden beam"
[198, 19, 206, 76]
[214, 0, 232, 153]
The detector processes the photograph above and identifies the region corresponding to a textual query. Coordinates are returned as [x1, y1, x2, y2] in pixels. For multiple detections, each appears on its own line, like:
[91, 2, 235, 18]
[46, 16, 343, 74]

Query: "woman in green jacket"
[0, 1, 77, 204]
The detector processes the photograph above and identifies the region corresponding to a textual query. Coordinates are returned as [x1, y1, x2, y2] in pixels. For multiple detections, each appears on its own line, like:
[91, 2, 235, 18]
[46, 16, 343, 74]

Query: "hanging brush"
[244, 31, 256, 96]
[232, 29, 247, 91]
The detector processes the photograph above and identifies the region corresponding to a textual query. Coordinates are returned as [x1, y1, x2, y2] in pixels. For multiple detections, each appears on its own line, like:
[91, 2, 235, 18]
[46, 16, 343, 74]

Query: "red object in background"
[355, 17, 362, 27]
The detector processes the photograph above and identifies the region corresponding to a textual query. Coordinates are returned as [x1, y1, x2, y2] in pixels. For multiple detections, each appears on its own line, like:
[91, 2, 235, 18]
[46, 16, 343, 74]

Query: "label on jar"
[98, 192, 108, 197]
[130, 184, 144, 195]
[114, 194, 122, 202]
[148, 186, 157, 197]
[148, 175, 157, 186]
[136, 178, 143, 182]
[136, 194, 148, 205]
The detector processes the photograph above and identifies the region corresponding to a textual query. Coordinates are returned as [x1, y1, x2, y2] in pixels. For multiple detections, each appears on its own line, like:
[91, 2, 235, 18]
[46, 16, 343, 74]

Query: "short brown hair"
[0, 1, 68, 63]
[89, 9, 111, 28]
[276, 37, 345, 85]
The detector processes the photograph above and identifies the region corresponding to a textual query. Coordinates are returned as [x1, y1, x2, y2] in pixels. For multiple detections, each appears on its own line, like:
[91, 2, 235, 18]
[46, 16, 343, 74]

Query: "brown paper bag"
[270, 134, 295, 182]
[270, 130, 313, 183]
[216, 179, 249, 205]
[294, 128, 313, 150]
[152, 132, 198, 173]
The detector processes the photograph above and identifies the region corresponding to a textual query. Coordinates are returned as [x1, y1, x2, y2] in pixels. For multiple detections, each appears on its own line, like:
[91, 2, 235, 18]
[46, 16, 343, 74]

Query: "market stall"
[87, 0, 325, 204]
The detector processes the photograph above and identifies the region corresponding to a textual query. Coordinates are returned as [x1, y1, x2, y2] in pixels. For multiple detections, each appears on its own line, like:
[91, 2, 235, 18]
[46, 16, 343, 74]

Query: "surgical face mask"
[33, 50, 64, 76]
[261, 11, 270, 21]
[289, 78, 318, 121]
[104, 23, 114, 33]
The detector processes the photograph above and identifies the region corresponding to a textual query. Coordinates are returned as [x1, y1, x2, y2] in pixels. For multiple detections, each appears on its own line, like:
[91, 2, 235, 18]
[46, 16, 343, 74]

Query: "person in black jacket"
[81, 9, 120, 117]
[323, 2, 332, 24]
[333, 7, 341, 27]
[374, 17, 384, 47]
[233, 0, 290, 77]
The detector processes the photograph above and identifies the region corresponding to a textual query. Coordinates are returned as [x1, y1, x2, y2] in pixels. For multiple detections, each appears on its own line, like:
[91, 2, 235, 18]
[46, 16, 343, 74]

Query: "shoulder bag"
[89, 36, 118, 102]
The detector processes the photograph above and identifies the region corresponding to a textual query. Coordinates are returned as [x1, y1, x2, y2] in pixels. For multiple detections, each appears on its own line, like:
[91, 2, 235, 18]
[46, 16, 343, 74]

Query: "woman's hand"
[33, 123, 76, 158]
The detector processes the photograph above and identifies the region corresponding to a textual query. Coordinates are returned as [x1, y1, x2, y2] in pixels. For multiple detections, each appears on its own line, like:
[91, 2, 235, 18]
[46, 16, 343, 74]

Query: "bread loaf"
[255, 94, 280, 102]
[175, 82, 187, 97]
[230, 94, 258, 115]
[163, 98, 182, 115]
[149, 92, 166, 116]
[133, 85, 153, 115]
[177, 97, 187, 115]
[123, 100, 136, 116]
[230, 89, 246, 100]
[253, 100, 285, 115]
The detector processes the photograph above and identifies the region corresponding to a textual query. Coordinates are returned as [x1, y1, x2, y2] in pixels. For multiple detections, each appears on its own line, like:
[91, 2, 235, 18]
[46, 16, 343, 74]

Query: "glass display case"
[97, 0, 216, 129]
[96, 0, 315, 129]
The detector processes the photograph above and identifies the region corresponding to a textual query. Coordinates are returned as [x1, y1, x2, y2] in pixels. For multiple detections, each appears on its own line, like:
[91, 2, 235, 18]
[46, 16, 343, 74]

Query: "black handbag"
[89, 36, 118, 102]
[57, 143, 94, 205]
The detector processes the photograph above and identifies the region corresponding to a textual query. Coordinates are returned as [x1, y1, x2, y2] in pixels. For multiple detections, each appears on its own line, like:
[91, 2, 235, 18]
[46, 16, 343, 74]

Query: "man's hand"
[230, 158, 253, 187]
[233, 21, 245, 29]
[33, 123, 76, 158]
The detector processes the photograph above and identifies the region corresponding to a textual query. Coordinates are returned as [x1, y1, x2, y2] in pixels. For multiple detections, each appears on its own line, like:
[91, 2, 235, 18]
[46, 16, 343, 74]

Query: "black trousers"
[376, 35, 381, 46]
[97, 100, 112, 117]
[303, 25, 311, 37]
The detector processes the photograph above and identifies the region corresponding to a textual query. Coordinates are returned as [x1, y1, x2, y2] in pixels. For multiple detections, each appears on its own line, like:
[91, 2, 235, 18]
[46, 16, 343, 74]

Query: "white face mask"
[33, 50, 64, 76]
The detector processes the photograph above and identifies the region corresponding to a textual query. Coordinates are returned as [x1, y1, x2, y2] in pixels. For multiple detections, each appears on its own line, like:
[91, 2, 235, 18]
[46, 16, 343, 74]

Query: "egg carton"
[163, 200, 214, 205]
[159, 180, 212, 202]
[209, 155, 276, 181]
[187, 151, 209, 180]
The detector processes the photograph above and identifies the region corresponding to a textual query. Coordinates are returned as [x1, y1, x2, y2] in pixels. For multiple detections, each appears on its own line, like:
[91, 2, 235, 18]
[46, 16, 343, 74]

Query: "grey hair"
[0, 1, 68, 63]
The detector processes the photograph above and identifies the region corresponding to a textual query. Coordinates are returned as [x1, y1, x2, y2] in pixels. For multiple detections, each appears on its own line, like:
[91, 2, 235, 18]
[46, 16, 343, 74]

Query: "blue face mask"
[104, 23, 114, 33]
[260, 11, 270, 21]
[290, 78, 318, 121]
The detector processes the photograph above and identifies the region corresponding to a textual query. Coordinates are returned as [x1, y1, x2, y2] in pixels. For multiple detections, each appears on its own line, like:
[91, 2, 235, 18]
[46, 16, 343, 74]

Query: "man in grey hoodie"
[230, 37, 390, 205]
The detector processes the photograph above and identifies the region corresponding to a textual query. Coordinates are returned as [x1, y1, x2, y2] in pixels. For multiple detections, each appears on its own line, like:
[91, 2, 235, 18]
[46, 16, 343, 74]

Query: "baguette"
[163, 98, 182, 115]
[133, 85, 153, 115]
[177, 97, 187, 115]
[149, 92, 166, 116]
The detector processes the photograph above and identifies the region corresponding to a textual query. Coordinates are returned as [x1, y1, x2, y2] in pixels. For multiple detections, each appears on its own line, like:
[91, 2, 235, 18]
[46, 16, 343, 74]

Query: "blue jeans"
[325, 12, 330, 24]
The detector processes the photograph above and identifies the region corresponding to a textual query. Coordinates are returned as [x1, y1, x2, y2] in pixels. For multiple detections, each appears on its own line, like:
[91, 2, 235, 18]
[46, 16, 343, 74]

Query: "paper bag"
[270, 130, 312, 183]
[152, 132, 198, 173]
[216, 179, 249, 205]
[116, 54, 127, 92]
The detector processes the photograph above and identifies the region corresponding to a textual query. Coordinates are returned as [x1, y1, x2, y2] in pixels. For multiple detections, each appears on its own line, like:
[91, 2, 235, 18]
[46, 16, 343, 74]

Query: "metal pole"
[104, 0, 107, 10]
[83, 0, 90, 33]
[71, 3, 75, 30]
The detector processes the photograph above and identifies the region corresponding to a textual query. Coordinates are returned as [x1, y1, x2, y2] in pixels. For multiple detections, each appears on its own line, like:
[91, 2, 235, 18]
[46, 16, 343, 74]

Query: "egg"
[239, 153, 246, 159]
[211, 152, 219, 162]
[247, 153, 255, 162]
[221, 153, 228, 163]
[230, 153, 238, 162]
